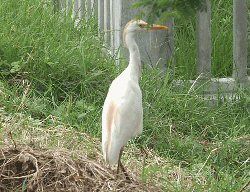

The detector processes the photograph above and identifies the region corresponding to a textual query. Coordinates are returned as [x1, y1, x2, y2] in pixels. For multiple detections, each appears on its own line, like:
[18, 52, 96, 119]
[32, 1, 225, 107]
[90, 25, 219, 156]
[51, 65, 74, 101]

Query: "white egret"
[102, 20, 168, 179]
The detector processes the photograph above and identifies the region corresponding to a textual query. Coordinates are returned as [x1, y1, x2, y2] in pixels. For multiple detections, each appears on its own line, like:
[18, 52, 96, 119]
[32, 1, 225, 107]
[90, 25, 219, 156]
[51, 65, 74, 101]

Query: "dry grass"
[0, 108, 216, 192]
[0, 110, 163, 192]
[0, 146, 159, 192]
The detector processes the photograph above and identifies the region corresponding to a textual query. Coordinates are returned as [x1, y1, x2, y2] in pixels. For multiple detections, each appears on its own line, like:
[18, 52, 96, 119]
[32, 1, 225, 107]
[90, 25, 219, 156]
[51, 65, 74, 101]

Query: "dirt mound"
[0, 112, 162, 191]
[0, 145, 159, 192]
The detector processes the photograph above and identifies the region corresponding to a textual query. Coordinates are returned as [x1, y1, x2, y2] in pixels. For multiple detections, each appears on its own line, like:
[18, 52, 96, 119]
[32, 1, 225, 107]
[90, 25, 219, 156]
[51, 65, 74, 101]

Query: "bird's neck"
[125, 32, 141, 81]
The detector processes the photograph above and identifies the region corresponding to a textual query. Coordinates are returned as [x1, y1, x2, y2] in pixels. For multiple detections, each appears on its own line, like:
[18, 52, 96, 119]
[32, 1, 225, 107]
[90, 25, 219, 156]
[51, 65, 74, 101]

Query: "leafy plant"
[133, 0, 206, 23]
[0, 1, 249, 191]
[0, 0, 115, 103]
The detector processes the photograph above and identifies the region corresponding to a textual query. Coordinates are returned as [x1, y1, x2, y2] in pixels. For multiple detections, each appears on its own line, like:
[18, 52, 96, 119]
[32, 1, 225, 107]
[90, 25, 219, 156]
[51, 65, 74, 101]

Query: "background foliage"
[0, 0, 115, 103]
[134, 0, 247, 79]
[0, 0, 249, 191]
[133, 0, 206, 23]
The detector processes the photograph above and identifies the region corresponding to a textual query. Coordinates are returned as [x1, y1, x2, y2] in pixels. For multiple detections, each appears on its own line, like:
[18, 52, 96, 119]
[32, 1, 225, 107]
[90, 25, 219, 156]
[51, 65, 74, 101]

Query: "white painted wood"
[85, 0, 90, 18]
[113, 0, 122, 65]
[90, 0, 96, 16]
[56, 0, 249, 93]
[248, 0, 250, 69]
[58, 0, 66, 12]
[109, 0, 114, 54]
[173, 76, 249, 106]
[72, 0, 79, 18]
[174, 77, 250, 94]
[197, 0, 211, 79]
[233, 0, 248, 83]
[53, 0, 60, 12]
[85, 0, 95, 18]
[57, 0, 173, 68]
[98, 0, 104, 32]
[66, 0, 72, 15]
[165, 18, 175, 73]
[103, 0, 110, 45]
[71, 0, 84, 26]
[111, 0, 173, 68]
[79, 0, 84, 19]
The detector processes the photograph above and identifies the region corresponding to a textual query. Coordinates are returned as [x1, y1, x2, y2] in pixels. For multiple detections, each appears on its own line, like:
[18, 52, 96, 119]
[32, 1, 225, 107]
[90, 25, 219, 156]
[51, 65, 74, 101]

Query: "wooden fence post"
[66, 0, 72, 15]
[98, 0, 104, 32]
[197, 0, 212, 79]
[72, 0, 79, 19]
[248, 0, 250, 71]
[72, 0, 83, 20]
[103, 0, 110, 46]
[113, 0, 122, 65]
[85, 0, 96, 18]
[53, 0, 60, 13]
[109, 0, 173, 68]
[233, 0, 248, 83]
[110, 0, 114, 54]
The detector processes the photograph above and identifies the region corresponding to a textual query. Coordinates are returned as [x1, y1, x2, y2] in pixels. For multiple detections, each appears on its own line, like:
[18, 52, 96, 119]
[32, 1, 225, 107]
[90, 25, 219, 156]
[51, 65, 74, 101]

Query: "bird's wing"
[102, 98, 118, 163]
[112, 84, 143, 145]
[102, 79, 143, 164]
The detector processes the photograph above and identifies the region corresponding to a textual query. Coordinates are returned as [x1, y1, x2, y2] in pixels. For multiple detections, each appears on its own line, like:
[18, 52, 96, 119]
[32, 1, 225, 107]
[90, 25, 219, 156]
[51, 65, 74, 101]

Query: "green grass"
[0, 0, 115, 102]
[0, 0, 249, 191]
[174, 0, 243, 79]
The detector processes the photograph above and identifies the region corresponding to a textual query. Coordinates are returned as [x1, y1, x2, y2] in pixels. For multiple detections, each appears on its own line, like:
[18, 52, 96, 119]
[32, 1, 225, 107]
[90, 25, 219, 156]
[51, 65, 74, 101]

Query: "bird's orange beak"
[150, 24, 168, 30]
[138, 22, 168, 31]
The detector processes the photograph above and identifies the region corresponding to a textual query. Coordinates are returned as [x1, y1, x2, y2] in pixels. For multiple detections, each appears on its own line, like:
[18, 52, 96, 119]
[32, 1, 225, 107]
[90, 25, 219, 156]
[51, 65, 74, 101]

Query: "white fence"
[56, 0, 173, 69]
[56, 0, 249, 94]
[97, 0, 173, 70]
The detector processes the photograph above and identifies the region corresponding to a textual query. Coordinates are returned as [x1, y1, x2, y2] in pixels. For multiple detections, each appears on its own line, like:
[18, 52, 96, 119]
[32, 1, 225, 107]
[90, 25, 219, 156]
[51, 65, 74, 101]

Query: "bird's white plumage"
[102, 68, 143, 165]
[102, 20, 144, 165]
[102, 20, 167, 166]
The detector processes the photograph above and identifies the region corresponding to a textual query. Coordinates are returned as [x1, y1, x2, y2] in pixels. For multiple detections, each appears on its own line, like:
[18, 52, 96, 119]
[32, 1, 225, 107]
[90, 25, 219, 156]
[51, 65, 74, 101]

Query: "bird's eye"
[138, 24, 143, 28]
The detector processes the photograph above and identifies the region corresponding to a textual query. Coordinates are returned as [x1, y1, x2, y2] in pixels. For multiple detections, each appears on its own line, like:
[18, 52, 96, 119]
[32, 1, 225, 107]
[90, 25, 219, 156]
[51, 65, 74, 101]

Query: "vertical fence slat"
[248, 0, 250, 70]
[113, 0, 122, 65]
[165, 18, 175, 73]
[85, 0, 90, 18]
[66, 0, 72, 15]
[103, 0, 110, 45]
[98, 0, 104, 32]
[197, 0, 211, 78]
[53, 0, 60, 13]
[72, 0, 84, 26]
[73, 0, 79, 18]
[58, 0, 66, 12]
[79, 0, 84, 19]
[233, 0, 248, 83]
[90, 0, 96, 16]
[86, 0, 95, 18]
[110, 0, 114, 54]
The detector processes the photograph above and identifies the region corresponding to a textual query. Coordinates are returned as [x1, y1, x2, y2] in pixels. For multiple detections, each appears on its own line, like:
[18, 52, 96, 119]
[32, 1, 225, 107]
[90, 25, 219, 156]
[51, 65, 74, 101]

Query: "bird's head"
[124, 20, 168, 33]
[123, 20, 168, 47]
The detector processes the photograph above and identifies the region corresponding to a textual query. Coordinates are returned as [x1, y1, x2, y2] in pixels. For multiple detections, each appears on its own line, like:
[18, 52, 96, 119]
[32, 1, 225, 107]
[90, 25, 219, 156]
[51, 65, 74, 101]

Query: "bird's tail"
[102, 139, 121, 165]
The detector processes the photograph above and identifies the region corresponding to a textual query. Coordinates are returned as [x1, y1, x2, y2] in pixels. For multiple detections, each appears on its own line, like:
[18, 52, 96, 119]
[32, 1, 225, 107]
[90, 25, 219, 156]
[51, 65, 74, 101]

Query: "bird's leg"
[115, 151, 121, 180]
[140, 145, 148, 158]
[140, 145, 148, 177]
[116, 147, 131, 181]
